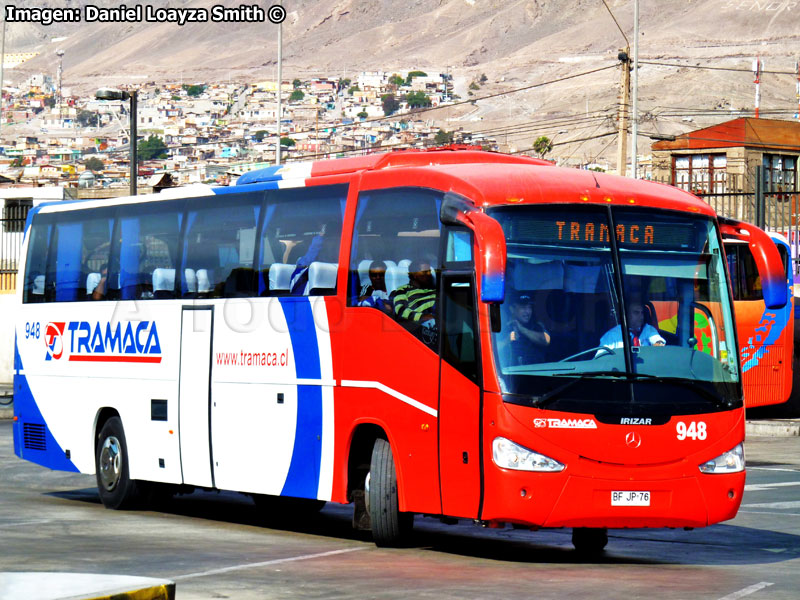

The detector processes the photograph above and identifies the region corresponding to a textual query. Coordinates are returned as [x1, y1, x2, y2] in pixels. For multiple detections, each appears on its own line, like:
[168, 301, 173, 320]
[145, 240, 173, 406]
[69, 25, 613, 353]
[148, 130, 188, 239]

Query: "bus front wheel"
[367, 438, 413, 546]
[572, 527, 608, 554]
[95, 416, 145, 510]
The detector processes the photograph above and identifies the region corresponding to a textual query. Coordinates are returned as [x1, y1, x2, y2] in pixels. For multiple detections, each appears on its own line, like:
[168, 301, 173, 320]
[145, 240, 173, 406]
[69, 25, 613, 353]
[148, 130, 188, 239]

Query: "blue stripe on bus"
[741, 301, 792, 373]
[742, 235, 793, 373]
[279, 298, 323, 498]
[235, 165, 286, 186]
[212, 181, 282, 194]
[12, 341, 79, 472]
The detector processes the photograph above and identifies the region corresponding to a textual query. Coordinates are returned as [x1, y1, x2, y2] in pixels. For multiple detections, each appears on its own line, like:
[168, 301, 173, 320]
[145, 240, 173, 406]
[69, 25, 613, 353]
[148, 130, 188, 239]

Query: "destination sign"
[555, 221, 654, 245]
[499, 210, 702, 252]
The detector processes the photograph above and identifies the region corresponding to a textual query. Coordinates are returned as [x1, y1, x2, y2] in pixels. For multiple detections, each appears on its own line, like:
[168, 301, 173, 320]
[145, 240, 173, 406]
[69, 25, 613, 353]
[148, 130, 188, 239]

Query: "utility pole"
[753, 57, 763, 119]
[129, 90, 138, 196]
[616, 48, 631, 177]
[630, 0, 639, 179]
[0, 20, 6, 138]
[276, 1, 283, 165]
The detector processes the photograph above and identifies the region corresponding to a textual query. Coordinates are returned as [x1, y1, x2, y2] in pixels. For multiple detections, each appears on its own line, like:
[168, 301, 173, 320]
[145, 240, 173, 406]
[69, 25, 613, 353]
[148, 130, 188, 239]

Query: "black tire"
[572, 527, 609, 554]
[368, 437, 413, 547]
[95, 416, 146, 509]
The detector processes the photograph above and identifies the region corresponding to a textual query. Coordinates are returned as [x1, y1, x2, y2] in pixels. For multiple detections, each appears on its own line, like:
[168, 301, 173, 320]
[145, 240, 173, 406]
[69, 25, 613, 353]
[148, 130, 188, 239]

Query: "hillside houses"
[0, 68, 484, 189]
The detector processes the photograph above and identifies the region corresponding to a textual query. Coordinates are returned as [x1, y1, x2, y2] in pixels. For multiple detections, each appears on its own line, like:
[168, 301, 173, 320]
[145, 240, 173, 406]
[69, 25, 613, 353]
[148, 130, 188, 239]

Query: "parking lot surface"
[1, 422, 799, 599]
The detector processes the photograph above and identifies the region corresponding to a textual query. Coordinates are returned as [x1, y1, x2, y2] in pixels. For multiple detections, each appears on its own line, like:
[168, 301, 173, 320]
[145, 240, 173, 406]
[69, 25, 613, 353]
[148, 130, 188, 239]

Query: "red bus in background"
[723, 229, 794, 409]
[14, 149, 788, 554]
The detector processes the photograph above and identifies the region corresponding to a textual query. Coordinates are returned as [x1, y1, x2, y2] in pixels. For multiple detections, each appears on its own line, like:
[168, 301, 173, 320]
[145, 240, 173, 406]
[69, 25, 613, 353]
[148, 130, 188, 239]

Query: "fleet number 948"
[676, 421, 707, 440]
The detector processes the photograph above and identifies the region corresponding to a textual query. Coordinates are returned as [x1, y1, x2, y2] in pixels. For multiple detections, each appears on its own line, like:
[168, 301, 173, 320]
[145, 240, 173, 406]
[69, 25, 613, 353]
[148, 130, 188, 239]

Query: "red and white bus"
[13, 149, 787, 552]
[723, 229, 794, 409]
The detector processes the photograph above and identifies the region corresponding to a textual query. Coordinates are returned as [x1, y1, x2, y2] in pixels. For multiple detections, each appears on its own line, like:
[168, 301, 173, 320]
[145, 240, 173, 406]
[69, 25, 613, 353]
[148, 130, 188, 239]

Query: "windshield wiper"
[532, 370, 630, 408]
[626, 374, 732, 409]
[532, 371, 731, 409]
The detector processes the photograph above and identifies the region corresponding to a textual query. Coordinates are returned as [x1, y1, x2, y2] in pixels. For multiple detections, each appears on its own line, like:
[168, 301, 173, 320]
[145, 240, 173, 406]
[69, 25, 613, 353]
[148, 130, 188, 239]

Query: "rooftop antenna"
[753, 57, 763, 119]
[795, 60, 799, 121]
[56, 49, 65, 126]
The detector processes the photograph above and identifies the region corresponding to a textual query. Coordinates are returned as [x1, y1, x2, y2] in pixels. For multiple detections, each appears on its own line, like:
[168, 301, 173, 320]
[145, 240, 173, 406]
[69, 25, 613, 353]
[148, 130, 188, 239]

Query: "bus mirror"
[719, 218, 788, 309]
[441, 193, 506, 303]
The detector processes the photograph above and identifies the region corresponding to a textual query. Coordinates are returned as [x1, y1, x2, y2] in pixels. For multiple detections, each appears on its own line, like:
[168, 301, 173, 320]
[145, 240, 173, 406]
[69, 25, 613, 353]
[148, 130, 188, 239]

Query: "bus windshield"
[489, 205, 740, 413]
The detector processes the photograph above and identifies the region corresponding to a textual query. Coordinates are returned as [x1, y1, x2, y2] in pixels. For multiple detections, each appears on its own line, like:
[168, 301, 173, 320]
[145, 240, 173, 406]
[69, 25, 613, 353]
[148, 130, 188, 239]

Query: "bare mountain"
[4, 0, 800, 163]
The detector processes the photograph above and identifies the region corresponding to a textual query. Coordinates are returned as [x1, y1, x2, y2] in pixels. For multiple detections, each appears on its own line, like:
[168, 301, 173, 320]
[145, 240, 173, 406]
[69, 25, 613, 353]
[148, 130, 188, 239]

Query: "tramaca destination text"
[5, 4, 268, 26]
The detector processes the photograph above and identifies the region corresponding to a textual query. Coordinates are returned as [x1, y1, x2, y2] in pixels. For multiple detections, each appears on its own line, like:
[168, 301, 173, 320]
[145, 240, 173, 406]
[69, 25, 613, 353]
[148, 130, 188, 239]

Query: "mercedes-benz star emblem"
[625, 431, 642, 448]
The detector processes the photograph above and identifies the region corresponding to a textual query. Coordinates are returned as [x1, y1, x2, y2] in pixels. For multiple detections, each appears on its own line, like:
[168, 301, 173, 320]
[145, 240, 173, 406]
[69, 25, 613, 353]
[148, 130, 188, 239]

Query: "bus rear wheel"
[572, 527, 608, 554]
[95, 416, 145, 510]
[367, 437, 413, 547]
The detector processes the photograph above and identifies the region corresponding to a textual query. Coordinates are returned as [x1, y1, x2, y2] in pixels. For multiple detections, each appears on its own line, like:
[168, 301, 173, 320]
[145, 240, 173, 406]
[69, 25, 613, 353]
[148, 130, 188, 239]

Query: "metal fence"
[1, 201, 29, 293]
[652, 168, 800, 275]
[695, 191, 800, 276]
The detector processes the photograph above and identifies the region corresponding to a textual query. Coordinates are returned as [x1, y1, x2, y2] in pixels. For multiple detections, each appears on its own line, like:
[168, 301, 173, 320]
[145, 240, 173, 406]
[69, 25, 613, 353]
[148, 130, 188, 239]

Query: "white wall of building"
[0, 295, 17, 383]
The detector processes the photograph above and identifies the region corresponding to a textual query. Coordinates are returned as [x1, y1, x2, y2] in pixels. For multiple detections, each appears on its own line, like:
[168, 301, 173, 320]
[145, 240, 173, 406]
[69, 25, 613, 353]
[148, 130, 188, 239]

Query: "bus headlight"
[699, 443, 745, 474]
[492, 437, 565, 472]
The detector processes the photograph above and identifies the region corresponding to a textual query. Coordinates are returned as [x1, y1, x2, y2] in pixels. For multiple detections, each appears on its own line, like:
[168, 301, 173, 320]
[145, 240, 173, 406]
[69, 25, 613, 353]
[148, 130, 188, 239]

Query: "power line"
[465, 108, 614, 136]
[640, 60, 798, 75]
[587, 133, 620, 165]
[510, 130, 617, 156]
[333, 63, 619, 129]
[601, 0, 629, 46]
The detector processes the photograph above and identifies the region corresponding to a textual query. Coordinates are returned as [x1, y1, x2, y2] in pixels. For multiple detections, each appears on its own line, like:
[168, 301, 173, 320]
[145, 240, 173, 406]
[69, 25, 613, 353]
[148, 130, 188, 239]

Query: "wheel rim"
[99, 435, 122, 491]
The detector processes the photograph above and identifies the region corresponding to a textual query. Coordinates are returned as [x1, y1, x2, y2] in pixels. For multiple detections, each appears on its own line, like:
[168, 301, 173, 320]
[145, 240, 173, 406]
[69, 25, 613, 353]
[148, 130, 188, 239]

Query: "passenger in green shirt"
[392, 260, 436, 324]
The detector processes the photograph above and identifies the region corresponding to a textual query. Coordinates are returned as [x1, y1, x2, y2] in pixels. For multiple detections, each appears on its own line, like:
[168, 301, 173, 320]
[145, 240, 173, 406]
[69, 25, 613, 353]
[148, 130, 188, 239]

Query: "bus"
[12, 149, 787, 553]
[722, 229, 794, 409]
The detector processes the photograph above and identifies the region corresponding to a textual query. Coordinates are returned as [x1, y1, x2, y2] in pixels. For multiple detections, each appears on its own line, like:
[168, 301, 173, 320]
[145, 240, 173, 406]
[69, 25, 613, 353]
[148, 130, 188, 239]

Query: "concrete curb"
[745, 419, 800, 437]
[0, 573, 175, 600]
[0, 398, 12, 421]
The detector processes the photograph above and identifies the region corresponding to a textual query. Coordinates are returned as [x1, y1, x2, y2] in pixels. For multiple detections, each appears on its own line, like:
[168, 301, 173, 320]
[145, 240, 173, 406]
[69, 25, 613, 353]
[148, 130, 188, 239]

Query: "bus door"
[438, 269, 482, 518]
[178, 306, 214, 487]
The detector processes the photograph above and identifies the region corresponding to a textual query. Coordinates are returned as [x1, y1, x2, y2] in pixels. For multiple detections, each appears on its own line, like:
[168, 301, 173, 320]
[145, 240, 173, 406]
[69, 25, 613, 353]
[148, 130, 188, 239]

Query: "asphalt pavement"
[0, 384, 797, 599]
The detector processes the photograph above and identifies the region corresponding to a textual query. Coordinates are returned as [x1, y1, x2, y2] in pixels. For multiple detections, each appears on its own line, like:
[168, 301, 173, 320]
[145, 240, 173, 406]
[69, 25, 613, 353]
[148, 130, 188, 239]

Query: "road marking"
[717, 582, 773, 600]
[744, 480, 800, 491]
[173, 547, 365, 581]
[748, 467, 799, 473]
[0, 519, 53, 529]
[742, 500, 800, 509]
[739, 510, 800, 517]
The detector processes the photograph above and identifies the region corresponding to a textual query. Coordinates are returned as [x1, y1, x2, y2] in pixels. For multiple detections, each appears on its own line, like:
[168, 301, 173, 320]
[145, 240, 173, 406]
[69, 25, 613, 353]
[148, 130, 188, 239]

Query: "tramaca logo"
[43, 320, 162, 364]
[44, 322, 66, 361]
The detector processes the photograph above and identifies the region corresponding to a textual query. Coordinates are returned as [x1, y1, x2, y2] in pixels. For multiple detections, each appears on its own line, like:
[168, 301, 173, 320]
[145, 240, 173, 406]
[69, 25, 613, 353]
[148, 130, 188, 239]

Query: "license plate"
[611, 491, 650, 506]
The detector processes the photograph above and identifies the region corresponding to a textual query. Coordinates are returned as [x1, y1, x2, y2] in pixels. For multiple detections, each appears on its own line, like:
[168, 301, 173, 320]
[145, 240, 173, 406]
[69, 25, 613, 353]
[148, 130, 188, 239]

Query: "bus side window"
[441, 277, 478, 382]
[726, 246, 740, 301]
[118, 203, 181, 301]
[258, 185, 346, 296]
[738, 244, 763, 301]
[82, 216, 114, 300]
[182, 194, 260, 299]
[27, 209, 116, 303]
[348, 187, 443, 344]
[23, 221, 52, 303]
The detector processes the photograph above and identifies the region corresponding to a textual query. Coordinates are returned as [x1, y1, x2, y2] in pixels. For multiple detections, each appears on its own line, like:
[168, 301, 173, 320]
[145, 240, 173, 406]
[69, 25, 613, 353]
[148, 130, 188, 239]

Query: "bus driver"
[600, 301, 665, 350]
